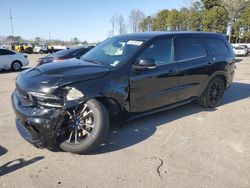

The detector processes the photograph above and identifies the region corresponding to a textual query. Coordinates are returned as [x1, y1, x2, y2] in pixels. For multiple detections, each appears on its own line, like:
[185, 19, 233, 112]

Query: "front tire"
[60, 99, 109, 154]
[198, 77, 225, 108]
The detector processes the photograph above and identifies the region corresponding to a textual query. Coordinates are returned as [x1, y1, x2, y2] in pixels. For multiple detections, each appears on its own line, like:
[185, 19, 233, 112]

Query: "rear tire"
[60, 99, 109, 154]
[198, 77, 225, 108]
[11, 61, 22, 71]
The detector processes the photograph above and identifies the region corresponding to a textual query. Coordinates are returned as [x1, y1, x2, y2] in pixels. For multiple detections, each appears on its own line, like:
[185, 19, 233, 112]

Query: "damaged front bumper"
[11, 90, 66, 149]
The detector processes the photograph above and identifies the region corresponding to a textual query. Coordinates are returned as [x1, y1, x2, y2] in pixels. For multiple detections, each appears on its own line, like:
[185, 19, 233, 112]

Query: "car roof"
[116, 31, 226, 41]
[61, 46, 92, 52]
[68, 46, 91, 50]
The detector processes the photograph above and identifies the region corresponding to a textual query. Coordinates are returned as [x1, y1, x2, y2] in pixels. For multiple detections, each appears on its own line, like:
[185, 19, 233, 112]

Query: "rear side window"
[76, 49, 90, 56]
[203, 37, 229, 56]
[174, 37, 205, 62]
[50, 48, 75, 57]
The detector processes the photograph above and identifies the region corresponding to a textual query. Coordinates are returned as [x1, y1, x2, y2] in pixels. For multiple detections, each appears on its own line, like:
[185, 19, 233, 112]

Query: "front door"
[130, 38, 179, 112]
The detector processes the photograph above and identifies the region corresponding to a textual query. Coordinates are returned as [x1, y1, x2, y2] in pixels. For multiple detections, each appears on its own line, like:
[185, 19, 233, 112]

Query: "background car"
[0, 49, 29, 71]
[37, 46, 94, 66]
[11, 43, 33, 54]
[33, 44, 48, 54]
[233, 46, 248, 56]
[239, 45, 250, 54]
[0, 44, 7, 49]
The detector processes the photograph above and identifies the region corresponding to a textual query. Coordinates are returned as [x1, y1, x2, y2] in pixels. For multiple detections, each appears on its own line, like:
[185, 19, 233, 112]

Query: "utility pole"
[226, 23, 232, 43]
[9, 9, 14, 36]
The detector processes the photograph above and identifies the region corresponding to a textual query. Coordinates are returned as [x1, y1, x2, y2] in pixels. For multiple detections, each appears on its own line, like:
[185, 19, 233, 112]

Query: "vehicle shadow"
[89, 82, 250, 155]
[0, 156, 44, 176]
[0, 145, 8, 156]
[0, 67, 30, 74]
[235, 58, 243, 63]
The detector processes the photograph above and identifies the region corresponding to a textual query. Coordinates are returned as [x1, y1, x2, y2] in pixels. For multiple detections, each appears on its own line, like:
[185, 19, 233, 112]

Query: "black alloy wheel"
[60, 99, 109, 154]
[198, 77, 225, 108]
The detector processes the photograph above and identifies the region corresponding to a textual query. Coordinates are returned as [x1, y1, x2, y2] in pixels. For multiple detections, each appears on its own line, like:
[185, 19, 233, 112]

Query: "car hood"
[16, 59, 111, 92]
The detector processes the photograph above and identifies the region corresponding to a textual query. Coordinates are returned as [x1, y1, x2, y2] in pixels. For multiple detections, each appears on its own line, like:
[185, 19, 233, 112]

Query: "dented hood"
[16, 59, 111, 92]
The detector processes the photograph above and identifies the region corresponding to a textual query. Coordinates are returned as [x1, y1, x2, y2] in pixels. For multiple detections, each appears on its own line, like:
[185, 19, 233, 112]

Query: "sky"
[0, 0, 185, 42]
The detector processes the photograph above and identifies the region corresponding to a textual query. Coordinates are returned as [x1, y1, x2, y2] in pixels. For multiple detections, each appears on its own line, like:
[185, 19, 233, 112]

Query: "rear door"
[0, 49, 5, 69]
[173, 36, 210, 101]
[202, 36, 235, 85]
[0, 49, 15, 69]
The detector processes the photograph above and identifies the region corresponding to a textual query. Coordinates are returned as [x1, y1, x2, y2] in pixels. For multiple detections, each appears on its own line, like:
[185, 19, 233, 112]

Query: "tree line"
[108, 9, 146, 36]
[0, 36, 93, 46]
[109, 0, 250, 43]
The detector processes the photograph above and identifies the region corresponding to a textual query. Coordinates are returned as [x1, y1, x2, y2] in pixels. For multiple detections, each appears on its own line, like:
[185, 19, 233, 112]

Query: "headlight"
[29, 88, 84, 108]
[30, 91, 65, 108]
[66, 88, 84, 101]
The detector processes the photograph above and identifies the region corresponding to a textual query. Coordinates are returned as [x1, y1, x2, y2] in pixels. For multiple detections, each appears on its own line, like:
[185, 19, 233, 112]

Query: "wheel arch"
[209, 72, 228, 88]
[199, 72, 228, 97]
[95, 97, 124, 120]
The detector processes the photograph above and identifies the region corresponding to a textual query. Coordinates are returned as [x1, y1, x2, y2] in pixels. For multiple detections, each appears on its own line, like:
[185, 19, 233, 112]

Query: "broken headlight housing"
[29, 88, 84, 108]
[30, 91, 65, 108]
[66, 88, 84, 101]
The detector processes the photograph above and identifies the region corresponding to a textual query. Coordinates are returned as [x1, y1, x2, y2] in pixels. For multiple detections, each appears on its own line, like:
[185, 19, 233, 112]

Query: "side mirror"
[134, 58, 156, 69]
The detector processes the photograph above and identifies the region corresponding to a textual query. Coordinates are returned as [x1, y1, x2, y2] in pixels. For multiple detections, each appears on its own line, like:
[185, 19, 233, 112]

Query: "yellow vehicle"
[11, 43, 33, 54]
[22, 43, 33, 54]
[11, 43, 22, 52]
[47, 45, 55, 53]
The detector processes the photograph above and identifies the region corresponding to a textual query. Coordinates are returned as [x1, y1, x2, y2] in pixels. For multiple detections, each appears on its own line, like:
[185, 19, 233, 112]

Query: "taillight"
[53, 57, 65, 62]
[37, 61, 42, 66]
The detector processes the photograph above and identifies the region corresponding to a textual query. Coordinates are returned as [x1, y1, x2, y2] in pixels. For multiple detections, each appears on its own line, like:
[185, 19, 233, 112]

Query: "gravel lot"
[0, 54, 250, 188]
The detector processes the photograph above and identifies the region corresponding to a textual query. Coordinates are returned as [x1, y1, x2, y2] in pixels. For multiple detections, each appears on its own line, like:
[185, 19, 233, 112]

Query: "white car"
[33, 44, 48, 54]
[0, 49, 29, 71]
[233, 46, 248, 56]
[0, 44, 7, 49]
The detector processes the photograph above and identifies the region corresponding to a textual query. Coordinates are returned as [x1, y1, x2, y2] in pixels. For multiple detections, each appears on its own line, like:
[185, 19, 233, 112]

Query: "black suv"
[12, 32, 235, 153]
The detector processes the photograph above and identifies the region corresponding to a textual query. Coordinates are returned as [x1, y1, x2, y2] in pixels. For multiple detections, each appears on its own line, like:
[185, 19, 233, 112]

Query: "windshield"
[81, 37, 144, 67]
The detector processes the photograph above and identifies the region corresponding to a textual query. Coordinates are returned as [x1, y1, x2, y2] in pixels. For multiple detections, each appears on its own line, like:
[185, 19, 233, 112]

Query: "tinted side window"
[203, 37, 229, 56]
[0, 49, 15, 55]
[77, 49, 90, 56]
[174, 37, 205, 62]
[52, 48, 75, 57]
[139, 39, 173, 65]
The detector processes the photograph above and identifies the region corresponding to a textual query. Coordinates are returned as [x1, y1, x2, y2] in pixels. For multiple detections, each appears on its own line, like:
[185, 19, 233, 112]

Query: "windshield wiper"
[82, 58, 102, 65]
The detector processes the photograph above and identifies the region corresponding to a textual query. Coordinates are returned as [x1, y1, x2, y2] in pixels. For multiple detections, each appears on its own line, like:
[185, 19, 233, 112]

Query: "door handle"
[167, 70, 178, 75]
